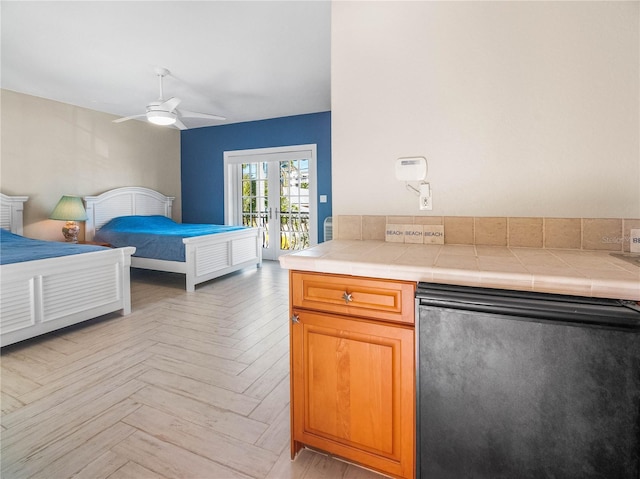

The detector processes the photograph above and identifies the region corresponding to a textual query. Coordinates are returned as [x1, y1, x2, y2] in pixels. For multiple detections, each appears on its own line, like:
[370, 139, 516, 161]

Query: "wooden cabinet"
[289, 271, 416, 479]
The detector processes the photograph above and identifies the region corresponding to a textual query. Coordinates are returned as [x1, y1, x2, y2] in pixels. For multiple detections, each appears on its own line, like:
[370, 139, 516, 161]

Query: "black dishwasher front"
[416, 283, 640, 479]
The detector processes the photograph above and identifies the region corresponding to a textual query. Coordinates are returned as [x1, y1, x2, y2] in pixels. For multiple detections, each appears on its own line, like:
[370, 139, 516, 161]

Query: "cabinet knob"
[342, 292, 353, 304]
[291, 314, 300, 324]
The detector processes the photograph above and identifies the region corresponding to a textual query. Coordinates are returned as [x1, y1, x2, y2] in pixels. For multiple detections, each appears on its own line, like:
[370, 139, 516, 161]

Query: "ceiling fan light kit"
[113, 67, 225, 129]
[147, 109, 177, 126]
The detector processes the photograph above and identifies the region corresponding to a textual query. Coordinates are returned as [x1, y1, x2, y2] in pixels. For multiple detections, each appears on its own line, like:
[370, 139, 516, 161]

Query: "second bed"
[84, 187, 262, 292]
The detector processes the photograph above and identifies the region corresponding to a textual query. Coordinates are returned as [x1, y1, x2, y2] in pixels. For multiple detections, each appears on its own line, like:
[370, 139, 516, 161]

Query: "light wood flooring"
[1, 260, 386, 479]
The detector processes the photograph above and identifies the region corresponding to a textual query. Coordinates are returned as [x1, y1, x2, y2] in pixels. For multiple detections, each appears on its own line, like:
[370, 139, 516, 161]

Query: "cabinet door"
[291, 310, 415, 479]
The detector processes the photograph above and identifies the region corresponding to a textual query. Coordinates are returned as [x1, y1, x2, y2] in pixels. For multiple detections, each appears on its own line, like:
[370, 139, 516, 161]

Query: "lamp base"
[62, 221, 80, 243]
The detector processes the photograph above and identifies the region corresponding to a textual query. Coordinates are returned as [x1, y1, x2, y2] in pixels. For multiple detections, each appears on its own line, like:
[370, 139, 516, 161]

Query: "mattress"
[94, 215, 247, 262]
[0, 229, 108, 265]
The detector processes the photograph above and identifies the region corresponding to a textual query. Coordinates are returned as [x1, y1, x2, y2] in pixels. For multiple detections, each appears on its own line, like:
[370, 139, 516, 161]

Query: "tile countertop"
[278, 240, 640, 301]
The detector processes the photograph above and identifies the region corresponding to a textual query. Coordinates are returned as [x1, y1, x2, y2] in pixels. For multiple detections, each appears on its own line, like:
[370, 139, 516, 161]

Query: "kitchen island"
[280, 240, 640, 479]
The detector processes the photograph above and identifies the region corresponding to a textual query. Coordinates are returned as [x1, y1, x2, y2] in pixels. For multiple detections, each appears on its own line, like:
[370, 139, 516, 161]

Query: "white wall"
[332, 1, 639, 218]
[1, 89, 181, 240]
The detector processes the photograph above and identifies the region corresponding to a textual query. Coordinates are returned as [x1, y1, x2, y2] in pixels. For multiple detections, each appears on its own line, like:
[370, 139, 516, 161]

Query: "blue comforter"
[0, 229, 108, 265]
[94, 216, 247, 262]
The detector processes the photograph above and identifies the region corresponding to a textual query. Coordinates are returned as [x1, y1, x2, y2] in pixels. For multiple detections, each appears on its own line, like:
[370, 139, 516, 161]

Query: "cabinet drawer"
[291, 271, 415, 325]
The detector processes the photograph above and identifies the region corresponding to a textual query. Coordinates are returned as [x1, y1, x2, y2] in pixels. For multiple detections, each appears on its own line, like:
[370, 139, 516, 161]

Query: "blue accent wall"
[180, 111, 332, 242]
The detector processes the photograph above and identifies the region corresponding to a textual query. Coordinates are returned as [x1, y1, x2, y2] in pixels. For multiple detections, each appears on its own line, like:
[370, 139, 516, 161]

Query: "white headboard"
[84, 187, 175, 241]
[1, 193, 29, 235]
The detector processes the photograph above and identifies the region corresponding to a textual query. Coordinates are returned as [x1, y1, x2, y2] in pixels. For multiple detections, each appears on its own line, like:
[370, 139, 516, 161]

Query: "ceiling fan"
[113, 67, 225, 129]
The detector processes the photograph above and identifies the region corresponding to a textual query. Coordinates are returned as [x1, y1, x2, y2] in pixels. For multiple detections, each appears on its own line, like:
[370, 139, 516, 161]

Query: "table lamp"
[50, 195, 88, 243]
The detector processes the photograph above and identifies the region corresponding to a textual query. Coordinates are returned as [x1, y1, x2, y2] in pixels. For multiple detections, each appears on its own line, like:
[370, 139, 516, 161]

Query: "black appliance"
[416, 282, 640, 479]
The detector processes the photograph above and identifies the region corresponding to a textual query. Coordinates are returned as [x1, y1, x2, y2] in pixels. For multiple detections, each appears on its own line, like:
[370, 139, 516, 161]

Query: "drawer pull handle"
[291, 314, 300, 324]
[342, 292, 353, 304]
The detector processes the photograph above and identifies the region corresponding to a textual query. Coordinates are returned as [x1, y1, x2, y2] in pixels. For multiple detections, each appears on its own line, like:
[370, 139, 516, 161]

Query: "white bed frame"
[84, 187, 262, 292]
[0, 193, 135, 347]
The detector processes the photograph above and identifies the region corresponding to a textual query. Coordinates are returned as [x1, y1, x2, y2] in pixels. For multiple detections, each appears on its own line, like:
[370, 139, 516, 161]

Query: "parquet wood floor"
[1, 261, 386, 479]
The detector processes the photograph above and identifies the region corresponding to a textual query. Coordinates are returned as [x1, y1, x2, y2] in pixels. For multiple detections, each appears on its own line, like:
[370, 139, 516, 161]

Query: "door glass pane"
[241, 162, 269, 248]
[280, 159, 310, 251]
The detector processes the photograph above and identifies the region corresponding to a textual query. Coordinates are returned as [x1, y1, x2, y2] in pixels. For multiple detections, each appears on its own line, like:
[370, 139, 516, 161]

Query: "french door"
[224, 145, 317, 260]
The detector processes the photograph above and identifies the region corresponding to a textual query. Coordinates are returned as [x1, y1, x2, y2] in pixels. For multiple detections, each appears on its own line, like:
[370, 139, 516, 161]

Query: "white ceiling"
[1, 1, 331, 129]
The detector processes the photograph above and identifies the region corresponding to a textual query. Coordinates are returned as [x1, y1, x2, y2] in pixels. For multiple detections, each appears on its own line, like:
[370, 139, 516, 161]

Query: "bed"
[84, 187, 262, 292]
[0, 193, 136, 347]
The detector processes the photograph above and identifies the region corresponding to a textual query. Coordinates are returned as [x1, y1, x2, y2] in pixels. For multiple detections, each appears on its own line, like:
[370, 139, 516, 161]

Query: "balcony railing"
[242, 211, 310, 251]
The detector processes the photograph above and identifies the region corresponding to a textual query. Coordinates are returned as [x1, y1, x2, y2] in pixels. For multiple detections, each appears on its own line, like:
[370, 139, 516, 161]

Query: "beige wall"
[1, 89, 181, 240]
[331, 2, 639, 218]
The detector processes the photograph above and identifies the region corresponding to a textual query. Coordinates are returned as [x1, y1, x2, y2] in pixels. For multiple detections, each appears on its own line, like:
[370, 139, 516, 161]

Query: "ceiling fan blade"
[158, 97, 181, 112]
[174, 118, 188, 130]
[178, 109, 226, 121]
[113, 113, 146, 123]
